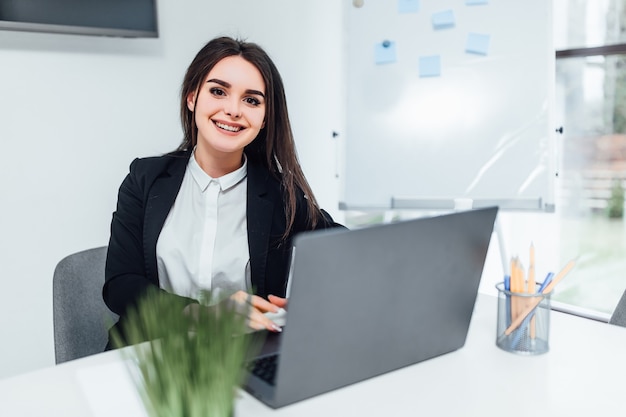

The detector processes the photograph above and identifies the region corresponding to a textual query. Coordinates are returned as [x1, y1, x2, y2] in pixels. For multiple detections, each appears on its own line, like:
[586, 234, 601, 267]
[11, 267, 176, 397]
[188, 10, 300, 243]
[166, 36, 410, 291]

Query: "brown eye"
[244, 97, 261, 106]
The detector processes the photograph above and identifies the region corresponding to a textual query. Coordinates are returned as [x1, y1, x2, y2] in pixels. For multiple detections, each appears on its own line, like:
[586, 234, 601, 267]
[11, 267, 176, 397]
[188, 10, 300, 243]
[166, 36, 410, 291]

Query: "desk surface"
[2, 294, 625, 416]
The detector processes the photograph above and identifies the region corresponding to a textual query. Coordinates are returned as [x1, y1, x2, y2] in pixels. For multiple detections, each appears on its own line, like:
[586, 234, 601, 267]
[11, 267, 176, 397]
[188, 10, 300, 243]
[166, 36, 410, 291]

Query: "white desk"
[2, 294, 625, 416]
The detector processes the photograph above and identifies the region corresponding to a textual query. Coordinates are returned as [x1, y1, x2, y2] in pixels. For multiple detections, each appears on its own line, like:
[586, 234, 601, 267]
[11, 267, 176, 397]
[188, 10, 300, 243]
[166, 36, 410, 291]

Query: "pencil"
[504, 258, 576, 336]
[513, 257, 524, 321]
[510, 257, 518, 321]
[528, 243, 536, 339]
[509, 257, 517, 322]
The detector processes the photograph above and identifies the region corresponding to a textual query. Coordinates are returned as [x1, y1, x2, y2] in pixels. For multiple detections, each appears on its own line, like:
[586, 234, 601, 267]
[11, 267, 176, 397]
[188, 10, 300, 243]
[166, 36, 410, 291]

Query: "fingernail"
[271, 324, 283, 332]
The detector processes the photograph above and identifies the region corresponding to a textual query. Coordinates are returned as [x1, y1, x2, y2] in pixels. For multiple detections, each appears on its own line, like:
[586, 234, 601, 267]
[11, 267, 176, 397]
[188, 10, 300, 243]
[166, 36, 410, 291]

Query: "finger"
[249, 295, 280, 313]
[229, 290, 252, 304]
[228, 291, 279, 313]
[246, 317, 266, 331]
[268, 295, 288, 309]
[248, 308, 282, 332]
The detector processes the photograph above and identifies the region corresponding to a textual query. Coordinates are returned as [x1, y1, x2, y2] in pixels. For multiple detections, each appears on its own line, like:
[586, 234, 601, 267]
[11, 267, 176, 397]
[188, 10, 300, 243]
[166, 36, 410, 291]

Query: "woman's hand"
[229, 291, 285, 332]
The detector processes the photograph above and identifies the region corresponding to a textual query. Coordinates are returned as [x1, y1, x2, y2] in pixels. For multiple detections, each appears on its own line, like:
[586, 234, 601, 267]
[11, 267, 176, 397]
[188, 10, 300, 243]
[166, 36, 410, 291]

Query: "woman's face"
[188, 55, 266, 163]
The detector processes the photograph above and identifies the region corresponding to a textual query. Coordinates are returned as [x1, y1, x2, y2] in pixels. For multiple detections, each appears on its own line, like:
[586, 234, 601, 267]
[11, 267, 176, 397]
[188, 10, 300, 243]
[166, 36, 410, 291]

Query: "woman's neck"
[193, 148, 244, 178]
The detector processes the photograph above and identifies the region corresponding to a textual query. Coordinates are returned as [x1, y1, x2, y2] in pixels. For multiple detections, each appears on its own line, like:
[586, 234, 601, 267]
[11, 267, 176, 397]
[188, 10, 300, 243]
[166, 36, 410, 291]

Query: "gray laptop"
[244, 206, 498, 408]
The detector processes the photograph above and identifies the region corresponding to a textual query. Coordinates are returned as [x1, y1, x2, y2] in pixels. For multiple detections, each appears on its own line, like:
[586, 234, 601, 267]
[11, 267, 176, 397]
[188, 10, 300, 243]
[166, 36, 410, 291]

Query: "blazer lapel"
[246, 160, 275, 296]
[143, 154, 189, 284]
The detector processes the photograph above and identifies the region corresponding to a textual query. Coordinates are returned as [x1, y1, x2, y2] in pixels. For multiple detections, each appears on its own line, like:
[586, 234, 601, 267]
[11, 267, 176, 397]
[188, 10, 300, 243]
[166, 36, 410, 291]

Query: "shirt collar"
[189, 151, 248, 192]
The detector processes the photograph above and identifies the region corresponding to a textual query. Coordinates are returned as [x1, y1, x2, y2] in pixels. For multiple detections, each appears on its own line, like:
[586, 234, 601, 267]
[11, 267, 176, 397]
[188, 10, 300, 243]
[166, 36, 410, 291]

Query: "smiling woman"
[102, 36, 345, 350]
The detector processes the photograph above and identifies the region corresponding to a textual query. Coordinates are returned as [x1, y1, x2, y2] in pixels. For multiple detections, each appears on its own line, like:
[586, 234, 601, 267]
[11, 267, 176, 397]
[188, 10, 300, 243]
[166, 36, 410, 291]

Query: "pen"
[507, 257, 516, 323]
[538, 272, 554, 293]
[509, 308, 536, 349]
[503, 274, 511, 326]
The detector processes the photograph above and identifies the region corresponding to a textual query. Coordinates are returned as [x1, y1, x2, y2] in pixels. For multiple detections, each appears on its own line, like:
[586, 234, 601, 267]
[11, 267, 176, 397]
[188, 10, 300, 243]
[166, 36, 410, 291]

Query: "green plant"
[112, 289, 259, 417]
[607, 179, 624, 219]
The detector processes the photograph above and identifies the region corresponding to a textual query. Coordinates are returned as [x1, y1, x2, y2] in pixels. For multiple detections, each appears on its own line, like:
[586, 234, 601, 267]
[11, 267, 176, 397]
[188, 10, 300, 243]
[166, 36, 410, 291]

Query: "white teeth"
[215, 122, 241, 132]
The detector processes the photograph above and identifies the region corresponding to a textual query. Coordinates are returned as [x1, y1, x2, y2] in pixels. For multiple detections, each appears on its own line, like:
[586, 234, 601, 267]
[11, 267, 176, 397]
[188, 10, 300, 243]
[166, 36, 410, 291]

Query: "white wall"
[0, 0, 344, 379]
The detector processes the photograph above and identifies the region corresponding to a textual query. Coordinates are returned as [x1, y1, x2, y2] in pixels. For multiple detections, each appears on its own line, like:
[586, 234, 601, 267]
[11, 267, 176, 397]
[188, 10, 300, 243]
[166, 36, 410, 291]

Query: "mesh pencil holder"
[495, 282, 551, 355]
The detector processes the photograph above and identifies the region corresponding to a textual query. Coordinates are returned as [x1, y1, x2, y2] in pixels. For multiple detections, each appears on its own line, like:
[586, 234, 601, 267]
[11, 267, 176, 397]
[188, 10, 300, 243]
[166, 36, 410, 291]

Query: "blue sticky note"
[431, 9, 455, 29]
[465, 0, 488, 5]
[419, 55, 441, 77]
[465, 32, 490, 55]
[398, 0, 419, 13]
[375, 40, 397, 65]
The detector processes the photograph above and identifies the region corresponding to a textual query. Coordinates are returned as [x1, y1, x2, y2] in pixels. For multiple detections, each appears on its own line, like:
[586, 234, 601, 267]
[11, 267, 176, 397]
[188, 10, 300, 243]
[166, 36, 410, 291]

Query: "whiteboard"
[341, 0, 555, 211]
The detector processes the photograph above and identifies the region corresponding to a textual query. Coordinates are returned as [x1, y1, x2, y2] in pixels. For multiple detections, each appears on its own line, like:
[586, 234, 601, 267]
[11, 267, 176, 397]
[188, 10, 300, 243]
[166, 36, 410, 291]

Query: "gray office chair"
[53, 246, 118, 364]
[609, 289, 626, 327]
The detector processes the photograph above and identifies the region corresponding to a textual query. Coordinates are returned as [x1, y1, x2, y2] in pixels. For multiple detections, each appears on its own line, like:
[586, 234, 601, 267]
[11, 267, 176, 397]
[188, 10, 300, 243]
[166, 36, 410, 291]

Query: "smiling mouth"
[214, 121, 243, 132]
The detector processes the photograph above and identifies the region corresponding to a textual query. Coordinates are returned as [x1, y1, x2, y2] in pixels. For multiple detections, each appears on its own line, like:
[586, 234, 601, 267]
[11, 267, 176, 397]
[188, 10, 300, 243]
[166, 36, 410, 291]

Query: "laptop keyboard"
[247, 354, 279, 386]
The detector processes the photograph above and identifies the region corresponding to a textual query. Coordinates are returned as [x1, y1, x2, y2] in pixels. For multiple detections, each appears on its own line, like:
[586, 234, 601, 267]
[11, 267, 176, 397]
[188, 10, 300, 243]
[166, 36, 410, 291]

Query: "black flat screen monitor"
[0, 0, 158, 38]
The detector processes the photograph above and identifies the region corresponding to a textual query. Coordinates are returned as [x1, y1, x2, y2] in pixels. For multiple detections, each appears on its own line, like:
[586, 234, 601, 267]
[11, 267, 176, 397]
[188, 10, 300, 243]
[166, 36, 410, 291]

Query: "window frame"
[554, 36, 626, 322]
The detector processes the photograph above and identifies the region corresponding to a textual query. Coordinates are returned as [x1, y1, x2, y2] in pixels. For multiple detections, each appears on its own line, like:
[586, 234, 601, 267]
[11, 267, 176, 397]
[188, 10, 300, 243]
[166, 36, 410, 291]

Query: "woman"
[103, 36, 343, 348]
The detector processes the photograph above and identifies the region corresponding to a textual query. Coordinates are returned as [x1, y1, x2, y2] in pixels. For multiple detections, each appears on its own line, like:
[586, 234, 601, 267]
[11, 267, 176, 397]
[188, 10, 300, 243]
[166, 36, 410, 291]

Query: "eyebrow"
[206, 78, 265, 98]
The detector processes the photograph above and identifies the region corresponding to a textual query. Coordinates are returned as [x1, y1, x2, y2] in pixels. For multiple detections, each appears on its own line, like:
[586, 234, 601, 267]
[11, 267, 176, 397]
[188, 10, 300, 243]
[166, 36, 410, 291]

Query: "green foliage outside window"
[607, 179, 625, 219]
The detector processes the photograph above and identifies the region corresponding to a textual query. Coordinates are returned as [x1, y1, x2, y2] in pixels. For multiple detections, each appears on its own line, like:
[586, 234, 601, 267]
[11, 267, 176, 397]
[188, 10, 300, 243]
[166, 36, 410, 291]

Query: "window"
[553, 0, 626, 316]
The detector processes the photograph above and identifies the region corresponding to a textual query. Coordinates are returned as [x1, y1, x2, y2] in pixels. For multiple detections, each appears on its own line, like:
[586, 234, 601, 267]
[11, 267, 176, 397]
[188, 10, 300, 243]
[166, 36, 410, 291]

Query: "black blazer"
[103, 150, 342, 344]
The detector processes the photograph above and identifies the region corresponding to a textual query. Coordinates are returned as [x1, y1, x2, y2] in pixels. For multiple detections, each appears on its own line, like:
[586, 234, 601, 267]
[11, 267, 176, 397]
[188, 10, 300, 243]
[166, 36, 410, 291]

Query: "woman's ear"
[186, 92, 196, 111]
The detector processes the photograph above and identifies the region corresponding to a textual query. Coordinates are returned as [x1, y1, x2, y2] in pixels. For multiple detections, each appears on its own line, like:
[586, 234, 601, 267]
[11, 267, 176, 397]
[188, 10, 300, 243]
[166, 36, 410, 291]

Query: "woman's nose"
[224, 98, 241, 118]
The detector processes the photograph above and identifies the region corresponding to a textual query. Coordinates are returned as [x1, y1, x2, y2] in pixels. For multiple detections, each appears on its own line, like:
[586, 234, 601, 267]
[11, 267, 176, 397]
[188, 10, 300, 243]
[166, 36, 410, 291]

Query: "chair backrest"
[609, 289, 626, 327]
[53, 246, 118, 364]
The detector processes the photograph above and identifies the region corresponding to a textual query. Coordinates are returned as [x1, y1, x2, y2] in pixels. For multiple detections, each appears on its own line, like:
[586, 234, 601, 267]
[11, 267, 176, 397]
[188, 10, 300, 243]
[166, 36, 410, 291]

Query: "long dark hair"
[178, 36, 321, 236]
